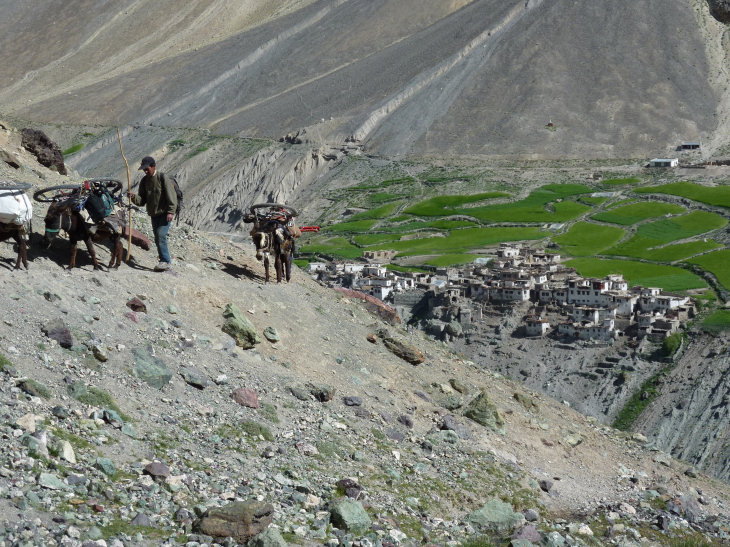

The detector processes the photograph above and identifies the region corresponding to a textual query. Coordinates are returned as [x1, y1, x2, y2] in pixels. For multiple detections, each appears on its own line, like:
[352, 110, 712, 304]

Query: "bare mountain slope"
[2, 131, 730, 545]
[1, 0, 729, 158]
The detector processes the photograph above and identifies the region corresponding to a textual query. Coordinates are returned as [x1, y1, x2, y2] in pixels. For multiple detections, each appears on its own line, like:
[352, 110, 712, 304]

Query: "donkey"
[0, 222, 29, 269]
[42, 198, 150, 270]
[250, 227, 293, 283]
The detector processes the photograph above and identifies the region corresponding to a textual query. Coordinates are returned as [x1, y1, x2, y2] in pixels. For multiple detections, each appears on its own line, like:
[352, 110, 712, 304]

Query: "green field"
[465, 184, 593, 223]
[592, 202, 685, 225]
[701, 309, 730, 334]
[404, 192, 509, 216]
[634, 211, 727, 242]
[635, 181, 730, 208]
[325, 219, 378, 233]
[552, 222, 625, 256]
[566, 258, 707, 292]
[347, 201, 403, 220]
[606, 237, 721, 262]
[687, 250, 730, 291]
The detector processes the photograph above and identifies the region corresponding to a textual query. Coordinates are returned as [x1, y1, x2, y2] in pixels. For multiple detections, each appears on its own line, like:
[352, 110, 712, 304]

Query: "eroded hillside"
[1, 0, 730, 158]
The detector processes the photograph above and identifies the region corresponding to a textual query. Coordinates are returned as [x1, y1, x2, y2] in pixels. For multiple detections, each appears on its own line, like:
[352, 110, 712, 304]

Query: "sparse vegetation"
[62, 143, 83, 156]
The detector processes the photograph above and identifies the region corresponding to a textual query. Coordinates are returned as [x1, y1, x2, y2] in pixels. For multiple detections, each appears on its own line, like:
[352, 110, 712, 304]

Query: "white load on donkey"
[0, 181, 33, 269]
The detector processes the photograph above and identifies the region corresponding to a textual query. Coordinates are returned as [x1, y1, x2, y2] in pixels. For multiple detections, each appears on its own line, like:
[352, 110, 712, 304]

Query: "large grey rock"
[41, 319, 73, 349]
[133, 347, 172, 389]
[463, 389, 505, 433]
[180, 366, 209, 389]
[193, 501, 274, 543]
[222, 303, 261, 349]
[248, 526, 288, 547]
[330, 498, 371, 534]
[466, 498, 525, 532]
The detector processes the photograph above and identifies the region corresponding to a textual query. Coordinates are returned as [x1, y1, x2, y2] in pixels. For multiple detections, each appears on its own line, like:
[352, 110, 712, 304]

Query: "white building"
[648, 158, 679, 168]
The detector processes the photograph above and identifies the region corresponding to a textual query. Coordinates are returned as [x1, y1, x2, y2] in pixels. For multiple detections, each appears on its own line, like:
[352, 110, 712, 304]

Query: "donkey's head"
[42, 199, 76, 248]
[250, 230, 271, 261]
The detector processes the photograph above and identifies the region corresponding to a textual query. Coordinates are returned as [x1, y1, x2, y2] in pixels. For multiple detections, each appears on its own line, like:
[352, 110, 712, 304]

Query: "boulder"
[378, 331, 424, 365]
[466, 498, 525, 532]
[708, 0, 730, 23]
[193, 501, 274, 543]
[231, 387, 259, 408]
[133, 347, 172, 389]
[463, 389, 505, 432]
[41, 319, 73, 349]
[21, 128, 67, 174]
[330, 498, 371, 534]
[222, 303, 261, 349]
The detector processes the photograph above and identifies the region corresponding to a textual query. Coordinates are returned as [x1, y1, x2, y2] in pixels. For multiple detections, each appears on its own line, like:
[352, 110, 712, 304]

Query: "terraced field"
[300, 175, 730, 303]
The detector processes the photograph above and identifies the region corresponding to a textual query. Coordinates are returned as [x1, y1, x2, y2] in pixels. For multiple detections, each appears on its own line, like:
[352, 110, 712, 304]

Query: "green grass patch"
[552, 222, 625, 256]
[0, 353, 10, 371]
[370, 227, 545, 256]
[347, 201, 402, 221]
[566, 258, 707, 292]
[369, 192, 400, 204]
[662, 332, 683, 357]
[423, 254, 480, 267]
[636, 211, 727, 242]
[352, 233, 403, 246]
[404, 192, 509, 216]
[62, 143, 84, 156]
[635, 181, 730, 208]
[613, 365, 672, 430]
[467, 184, 593, 223]
[701, 309, 730, 334]
[592, 202, 685, 225]
[606, 237, 721, 262]
[687, 250, 730, 291]
[241, 420, 274, 442]
[579, 196, 608, 205]
[324, 219, 378, 233]
[423, 219, 478, 230]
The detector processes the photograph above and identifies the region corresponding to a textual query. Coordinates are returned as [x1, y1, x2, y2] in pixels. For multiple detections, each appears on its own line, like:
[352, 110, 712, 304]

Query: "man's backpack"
[84, 184, 115, 223]
[160, 172, 183, 224]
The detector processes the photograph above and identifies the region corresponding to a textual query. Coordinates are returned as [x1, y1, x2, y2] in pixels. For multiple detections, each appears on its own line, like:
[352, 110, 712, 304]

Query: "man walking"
[127, 156, 177, 271]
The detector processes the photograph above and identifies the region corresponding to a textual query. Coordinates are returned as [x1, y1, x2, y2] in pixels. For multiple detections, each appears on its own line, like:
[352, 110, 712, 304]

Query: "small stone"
[231, 387, 259, 408]
[263, 326, 280, 342]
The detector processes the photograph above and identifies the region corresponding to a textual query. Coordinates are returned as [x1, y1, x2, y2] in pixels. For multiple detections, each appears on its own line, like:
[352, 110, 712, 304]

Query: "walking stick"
[116, 128, 133, 262]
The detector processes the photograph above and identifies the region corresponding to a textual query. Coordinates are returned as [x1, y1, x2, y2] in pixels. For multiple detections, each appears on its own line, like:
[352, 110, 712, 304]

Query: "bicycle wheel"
[33, 184, 81, 202]
[88, 178, 123, 196]
[0, 180, 32, 191]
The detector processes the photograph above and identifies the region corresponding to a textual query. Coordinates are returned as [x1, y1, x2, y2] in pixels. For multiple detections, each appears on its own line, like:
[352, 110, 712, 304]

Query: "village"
[306, 244, 694, 344]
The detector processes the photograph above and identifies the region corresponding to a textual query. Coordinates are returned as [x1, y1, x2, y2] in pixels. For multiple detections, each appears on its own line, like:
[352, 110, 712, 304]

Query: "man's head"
[139, 156, 156, 175]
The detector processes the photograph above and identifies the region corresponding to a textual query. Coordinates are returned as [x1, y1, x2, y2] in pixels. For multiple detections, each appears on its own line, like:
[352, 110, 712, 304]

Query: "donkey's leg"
[69, 242, 78, 269]
[83, 237, 99, 270]
[284, 250, 292, 282]
[108, 236, 122, 268]
[274, 252, 284, 283]
[263, 254, 270, 283]
[14, 232, 28, 269]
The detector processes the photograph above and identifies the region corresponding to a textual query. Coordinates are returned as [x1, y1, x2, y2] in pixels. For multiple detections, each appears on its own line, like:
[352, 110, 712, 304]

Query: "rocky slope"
[3, 130, 730, 545]
[1, 0, 730, 159]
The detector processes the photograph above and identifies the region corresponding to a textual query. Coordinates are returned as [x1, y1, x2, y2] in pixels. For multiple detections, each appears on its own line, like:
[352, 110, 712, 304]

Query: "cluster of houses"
[308, 243, 693, 343]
